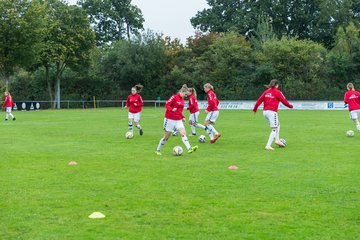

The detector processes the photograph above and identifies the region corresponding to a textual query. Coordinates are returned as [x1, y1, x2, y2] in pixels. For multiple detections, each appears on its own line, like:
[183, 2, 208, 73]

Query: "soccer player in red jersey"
[187, 88, 206, 136]
[155, 84, 198, 155]
[2, 91, 16, 121]
[253, 79, 293, 150]
[344, 82, 360, 132]
[125, 84, 144, 136]
[203, 83, 221, 143]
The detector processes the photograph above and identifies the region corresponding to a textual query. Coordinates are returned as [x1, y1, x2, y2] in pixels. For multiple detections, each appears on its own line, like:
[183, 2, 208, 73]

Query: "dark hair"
[264, 79, 279, 89]
[134, 84, 144, 93]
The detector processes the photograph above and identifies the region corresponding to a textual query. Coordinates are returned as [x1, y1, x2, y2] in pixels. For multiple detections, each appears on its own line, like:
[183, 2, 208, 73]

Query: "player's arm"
[137, 95, 144, 107]
[125, 96, 130, 108]
[206, 93, 215, 111]
[165, 96, 176, 112]
[253, 93, 265, 113]
[277, 91, 293, 109]
[3, 97, 8, 108]
[187, 98, 193, 110]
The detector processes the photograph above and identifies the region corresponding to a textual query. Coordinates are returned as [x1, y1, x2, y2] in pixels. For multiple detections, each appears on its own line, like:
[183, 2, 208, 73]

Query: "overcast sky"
[67, 0, 209, 43]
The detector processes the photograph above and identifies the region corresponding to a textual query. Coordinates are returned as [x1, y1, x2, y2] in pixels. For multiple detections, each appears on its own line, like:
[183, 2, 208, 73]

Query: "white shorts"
[6, 107, 12, 113]
[349, 110, 360, 120]
[263, 110, 279, 128]
[163, 118, 185, 132]
[189, 111, 200, 124]
[205, 111, 219, 123]
[128, 112, 141, 122]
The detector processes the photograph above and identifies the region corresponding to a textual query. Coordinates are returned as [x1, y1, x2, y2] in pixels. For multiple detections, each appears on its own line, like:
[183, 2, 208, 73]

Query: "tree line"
[1, 0, 360, 107]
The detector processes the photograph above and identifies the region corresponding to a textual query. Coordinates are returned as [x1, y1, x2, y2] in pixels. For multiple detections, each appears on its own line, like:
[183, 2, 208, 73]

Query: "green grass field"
[0, 108, 359, 239]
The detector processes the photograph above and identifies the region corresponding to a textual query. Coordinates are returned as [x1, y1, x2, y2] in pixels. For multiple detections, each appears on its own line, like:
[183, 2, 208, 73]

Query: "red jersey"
[2, 95, 14, 108]
[253, 87, 293, 112]
[165, 93, 185, 120]
[344, 89, 360, 111]
[187, 94, 199, 114]
[206, 89, 219, 111]
[125, 93, 143, 113]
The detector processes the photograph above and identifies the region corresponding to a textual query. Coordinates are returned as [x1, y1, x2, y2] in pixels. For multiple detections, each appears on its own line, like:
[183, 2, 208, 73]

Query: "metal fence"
[13, 100, 167, 110]
[13, 100, 348, 111]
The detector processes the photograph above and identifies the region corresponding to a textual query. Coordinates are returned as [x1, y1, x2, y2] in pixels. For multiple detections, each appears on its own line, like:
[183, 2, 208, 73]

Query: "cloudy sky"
[67, 0, 209, 43]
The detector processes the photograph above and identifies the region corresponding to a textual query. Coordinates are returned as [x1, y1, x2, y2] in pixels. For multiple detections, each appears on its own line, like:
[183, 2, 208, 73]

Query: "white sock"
[275, 125, 280, 141]
[5, 113, 9, 120]
[190, 125, 196, 135]
[181, 134, 191, 150]
[136, 124, 142, 130]
[10, 113, 14, 119]
[195, 123, 206, 129]
[266, 130, 277, 147]
[355, 120, 360, 131]
[128, 121, 133, 131]
[207, 125, 218, 135]
[156, 138, 166, 151]
[205, 126, 214, 140]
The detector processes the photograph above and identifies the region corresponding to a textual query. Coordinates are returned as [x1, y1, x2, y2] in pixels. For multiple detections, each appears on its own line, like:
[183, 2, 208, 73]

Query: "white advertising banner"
[192, 101, 347, 110]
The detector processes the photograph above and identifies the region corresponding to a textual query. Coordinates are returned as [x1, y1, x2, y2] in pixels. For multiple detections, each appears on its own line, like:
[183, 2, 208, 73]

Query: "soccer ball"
[346, 130, 355, 137]
[173, 146, 183, 156]
[198, 135, 206, 143]
[279, 138, 286, 146]
[125, 131, 133, 139]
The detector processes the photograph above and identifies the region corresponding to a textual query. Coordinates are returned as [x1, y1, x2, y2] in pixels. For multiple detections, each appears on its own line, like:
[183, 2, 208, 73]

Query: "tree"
[39, 0, 95, 108]
[259, 37, 327, 99]
[249, 15, 277, 50]
[78, 0, 144, 46]
[192, 32, 254, 99]
[326, 22, 360, 91]
[191, 0, 360, 48]
[0, 0, 45, 89]
[100, 31, 170, 99]
[170, 32, 254, 100]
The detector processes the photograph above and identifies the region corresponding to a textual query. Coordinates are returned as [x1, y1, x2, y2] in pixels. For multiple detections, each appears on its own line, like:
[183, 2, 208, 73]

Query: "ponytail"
[5, 91, 12, 101]
[189, 88, 197, 97]
[264, 79, 279, 89]
[134, 84, 144, 93]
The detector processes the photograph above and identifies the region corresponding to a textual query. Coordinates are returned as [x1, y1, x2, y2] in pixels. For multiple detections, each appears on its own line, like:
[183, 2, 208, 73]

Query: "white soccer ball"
[198, 135, 206, 143]
[346, 130, 354, 137]
[173, 146, 183, 156]
[279, 138, 286, 147]
[125, 131, 133, 139]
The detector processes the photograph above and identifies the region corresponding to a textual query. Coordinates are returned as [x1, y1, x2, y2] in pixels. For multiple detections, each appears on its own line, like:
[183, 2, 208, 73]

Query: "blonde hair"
[189, 88, 197, 97]
[4, 91, 12, 101]
[179, 84, 190, 96]
[203, 83, 214, 90]
[347, 82, 354, 90]
[264, 79, 279, 89]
